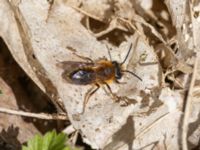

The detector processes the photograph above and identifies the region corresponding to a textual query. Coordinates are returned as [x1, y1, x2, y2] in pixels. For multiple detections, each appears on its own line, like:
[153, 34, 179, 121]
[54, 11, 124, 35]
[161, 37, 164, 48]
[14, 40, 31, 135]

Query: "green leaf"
[22, 130, 76, 150]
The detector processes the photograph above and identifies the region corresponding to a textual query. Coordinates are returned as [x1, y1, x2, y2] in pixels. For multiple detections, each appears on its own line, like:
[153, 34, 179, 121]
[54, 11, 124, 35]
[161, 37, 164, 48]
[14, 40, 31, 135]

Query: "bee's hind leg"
[81, 84, 100, 114]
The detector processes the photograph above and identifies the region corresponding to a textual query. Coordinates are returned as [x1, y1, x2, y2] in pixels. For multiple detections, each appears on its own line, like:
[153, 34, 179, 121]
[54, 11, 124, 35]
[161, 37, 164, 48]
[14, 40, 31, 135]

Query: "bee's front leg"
[103, 82, 121, 102]
[103, 82, 136, 106]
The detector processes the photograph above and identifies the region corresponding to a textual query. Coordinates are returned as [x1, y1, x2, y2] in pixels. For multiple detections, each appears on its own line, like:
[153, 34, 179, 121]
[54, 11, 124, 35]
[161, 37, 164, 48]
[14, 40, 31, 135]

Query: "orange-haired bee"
[59, 44, 142, 113]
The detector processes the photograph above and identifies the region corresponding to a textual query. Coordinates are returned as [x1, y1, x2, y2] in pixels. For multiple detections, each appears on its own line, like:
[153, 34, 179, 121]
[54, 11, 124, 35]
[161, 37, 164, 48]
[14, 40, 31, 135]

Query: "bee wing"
[57, 61, 94, 71]
[57, 61, 96, 85]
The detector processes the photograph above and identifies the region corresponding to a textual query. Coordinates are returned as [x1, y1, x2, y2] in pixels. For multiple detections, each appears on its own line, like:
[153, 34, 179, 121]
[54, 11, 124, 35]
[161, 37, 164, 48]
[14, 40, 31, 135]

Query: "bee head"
[112, 61, 122, 79]
[109, 43, 142, 81]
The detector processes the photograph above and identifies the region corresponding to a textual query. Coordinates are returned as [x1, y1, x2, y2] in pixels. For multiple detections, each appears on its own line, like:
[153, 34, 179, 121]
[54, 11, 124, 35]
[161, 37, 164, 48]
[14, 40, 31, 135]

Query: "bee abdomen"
[69, 69, 96, 85]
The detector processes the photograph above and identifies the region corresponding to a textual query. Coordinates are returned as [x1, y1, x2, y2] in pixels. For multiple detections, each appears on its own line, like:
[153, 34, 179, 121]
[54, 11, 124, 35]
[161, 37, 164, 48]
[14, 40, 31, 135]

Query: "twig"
[63, 125, 76, 135]
[182, 56, 198, 150]
[0, 107, 68, 120]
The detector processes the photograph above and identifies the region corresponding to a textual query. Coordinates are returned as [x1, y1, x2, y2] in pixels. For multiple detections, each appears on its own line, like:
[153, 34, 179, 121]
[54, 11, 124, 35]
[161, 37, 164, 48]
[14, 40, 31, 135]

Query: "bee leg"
[119, 97, 137, 106]
[81, 84, 100, 113]
[104, 83, 136, 106]
[115, 80, 127, 84]
[103, 82, 121, 102]
[73, 53, 94, 63]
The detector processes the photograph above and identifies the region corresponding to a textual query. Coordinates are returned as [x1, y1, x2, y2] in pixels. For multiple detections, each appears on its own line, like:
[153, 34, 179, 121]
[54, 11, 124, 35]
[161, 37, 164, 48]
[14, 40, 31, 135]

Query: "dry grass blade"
[182, 56, 198, 150]
[0, 107, 68, 120]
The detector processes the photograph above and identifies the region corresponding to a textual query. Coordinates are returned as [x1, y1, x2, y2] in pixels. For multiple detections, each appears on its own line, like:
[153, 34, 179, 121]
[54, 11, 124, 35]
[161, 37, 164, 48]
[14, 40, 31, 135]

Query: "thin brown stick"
[0, 107, 68, 120]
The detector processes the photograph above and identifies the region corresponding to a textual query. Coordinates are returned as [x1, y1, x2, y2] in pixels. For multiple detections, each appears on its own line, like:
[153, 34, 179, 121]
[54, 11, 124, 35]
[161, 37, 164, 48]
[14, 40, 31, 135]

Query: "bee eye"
[116, 74, 121, 79]
[115, 70, 122, 79]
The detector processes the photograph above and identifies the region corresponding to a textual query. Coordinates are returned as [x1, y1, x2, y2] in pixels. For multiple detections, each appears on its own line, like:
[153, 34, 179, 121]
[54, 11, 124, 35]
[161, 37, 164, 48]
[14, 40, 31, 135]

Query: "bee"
[59, 43, 142, 113]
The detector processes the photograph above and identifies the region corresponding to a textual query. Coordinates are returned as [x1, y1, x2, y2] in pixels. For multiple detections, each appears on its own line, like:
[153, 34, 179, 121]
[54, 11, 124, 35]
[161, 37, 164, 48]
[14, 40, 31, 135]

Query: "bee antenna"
[122, 70, 142, 81]
[105, 44, 113, 61]
[120, 43, 133, 65]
